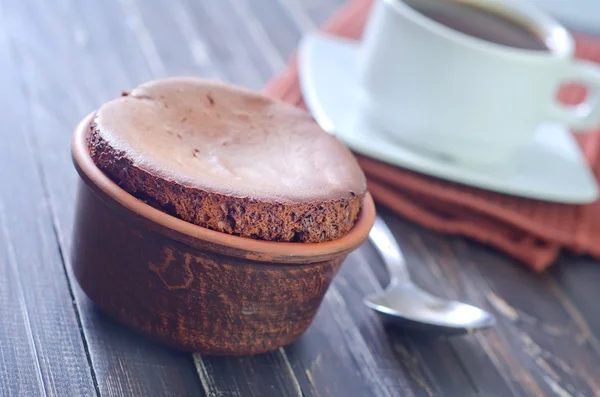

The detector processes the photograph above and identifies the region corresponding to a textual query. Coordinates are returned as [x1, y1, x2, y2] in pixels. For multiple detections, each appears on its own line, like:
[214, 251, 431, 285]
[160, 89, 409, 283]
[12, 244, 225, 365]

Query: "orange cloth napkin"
[265, 0, 600, 271]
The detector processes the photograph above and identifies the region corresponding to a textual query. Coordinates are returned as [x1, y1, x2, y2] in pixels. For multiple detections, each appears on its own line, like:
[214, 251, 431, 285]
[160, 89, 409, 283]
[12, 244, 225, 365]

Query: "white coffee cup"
[358, 0, 600, 164]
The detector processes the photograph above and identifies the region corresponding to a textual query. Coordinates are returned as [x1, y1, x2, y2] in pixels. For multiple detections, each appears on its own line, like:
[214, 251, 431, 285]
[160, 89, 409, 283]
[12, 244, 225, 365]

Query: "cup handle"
[548, 60, 600, 130]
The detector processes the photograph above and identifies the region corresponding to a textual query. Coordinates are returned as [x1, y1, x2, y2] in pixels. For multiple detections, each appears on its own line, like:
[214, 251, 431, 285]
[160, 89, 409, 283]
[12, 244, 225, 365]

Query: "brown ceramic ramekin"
[71, 113, 376, 356]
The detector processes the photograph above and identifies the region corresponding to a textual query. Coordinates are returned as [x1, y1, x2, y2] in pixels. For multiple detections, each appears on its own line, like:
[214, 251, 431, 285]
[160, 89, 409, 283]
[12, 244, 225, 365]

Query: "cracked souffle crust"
[87, 77, 366, 242]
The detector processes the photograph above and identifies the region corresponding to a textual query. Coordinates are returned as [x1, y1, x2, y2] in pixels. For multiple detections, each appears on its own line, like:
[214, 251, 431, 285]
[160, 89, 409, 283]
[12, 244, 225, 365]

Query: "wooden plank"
[285, 274, 444, 397]
[336, 249, 480, 396]
[550, 256, 600, 346]
[353, 243, 482, 395]
[285, 241, 480, 397]
[198, 0, 282, 84]
[170, 0, 268, 88]
[1, 0, 205, 395]
[194, 351, 303, 397]
[124, 0, 219, 80]
[458, 242, 600, 396]
[389, 219, 525, 397]
[0, 235, 46, 397]
[369, 213, 518, 397]
[245, 0, 304, 63]
[193, 353, 302, 396]
[0, 6, 97, 397]
[385, 210, 600, 396]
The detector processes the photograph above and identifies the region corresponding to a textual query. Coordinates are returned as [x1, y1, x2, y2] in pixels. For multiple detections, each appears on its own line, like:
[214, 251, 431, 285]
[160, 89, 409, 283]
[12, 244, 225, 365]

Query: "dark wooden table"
[1, 0, 599, 396]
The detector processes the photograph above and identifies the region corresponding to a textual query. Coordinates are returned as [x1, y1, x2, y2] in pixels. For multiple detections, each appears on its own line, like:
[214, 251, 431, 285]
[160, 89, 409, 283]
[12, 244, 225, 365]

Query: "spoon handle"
[369, 216, 411, 286]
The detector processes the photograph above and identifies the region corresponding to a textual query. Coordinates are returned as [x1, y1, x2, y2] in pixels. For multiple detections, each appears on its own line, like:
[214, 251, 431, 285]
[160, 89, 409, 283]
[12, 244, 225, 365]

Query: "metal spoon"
[364, 216, 495, 335]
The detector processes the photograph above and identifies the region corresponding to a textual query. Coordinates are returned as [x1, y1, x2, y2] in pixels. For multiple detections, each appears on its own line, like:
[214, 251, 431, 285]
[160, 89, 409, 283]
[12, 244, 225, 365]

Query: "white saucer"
[298, 32, 599, 204]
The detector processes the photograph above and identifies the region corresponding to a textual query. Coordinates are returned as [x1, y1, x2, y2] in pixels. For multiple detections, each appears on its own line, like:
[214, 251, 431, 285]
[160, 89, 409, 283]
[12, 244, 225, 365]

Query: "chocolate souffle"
[88, 78, 366, 242]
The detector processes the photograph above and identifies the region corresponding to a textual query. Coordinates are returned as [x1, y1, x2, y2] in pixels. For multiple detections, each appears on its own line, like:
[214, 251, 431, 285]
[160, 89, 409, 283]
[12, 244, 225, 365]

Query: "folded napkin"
[265, 0, 600, 272]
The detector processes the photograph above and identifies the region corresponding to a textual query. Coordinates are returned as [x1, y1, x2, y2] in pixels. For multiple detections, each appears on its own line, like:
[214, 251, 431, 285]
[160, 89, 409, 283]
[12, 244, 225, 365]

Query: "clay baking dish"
[70, 113, 376, 355]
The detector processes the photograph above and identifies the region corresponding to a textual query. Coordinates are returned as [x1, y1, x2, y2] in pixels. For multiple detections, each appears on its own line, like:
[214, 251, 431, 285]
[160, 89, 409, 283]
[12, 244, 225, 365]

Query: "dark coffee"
[404, 0, 549, 51]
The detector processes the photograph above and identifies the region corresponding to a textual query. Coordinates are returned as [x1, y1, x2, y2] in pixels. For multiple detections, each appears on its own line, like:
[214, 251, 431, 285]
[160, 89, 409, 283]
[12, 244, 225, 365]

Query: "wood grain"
[551, 256, 600, 352]
[385, 210, 600, 397]
[0, 0, 204, 395]
[0, 6, 97, 396]
[194, 350, 303, 397]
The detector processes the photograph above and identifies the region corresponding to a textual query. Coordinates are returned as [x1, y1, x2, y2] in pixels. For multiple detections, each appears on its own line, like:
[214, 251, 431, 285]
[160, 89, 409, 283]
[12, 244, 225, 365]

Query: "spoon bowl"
[365, 283, 495, 335]
[365, 216, 495, 335]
